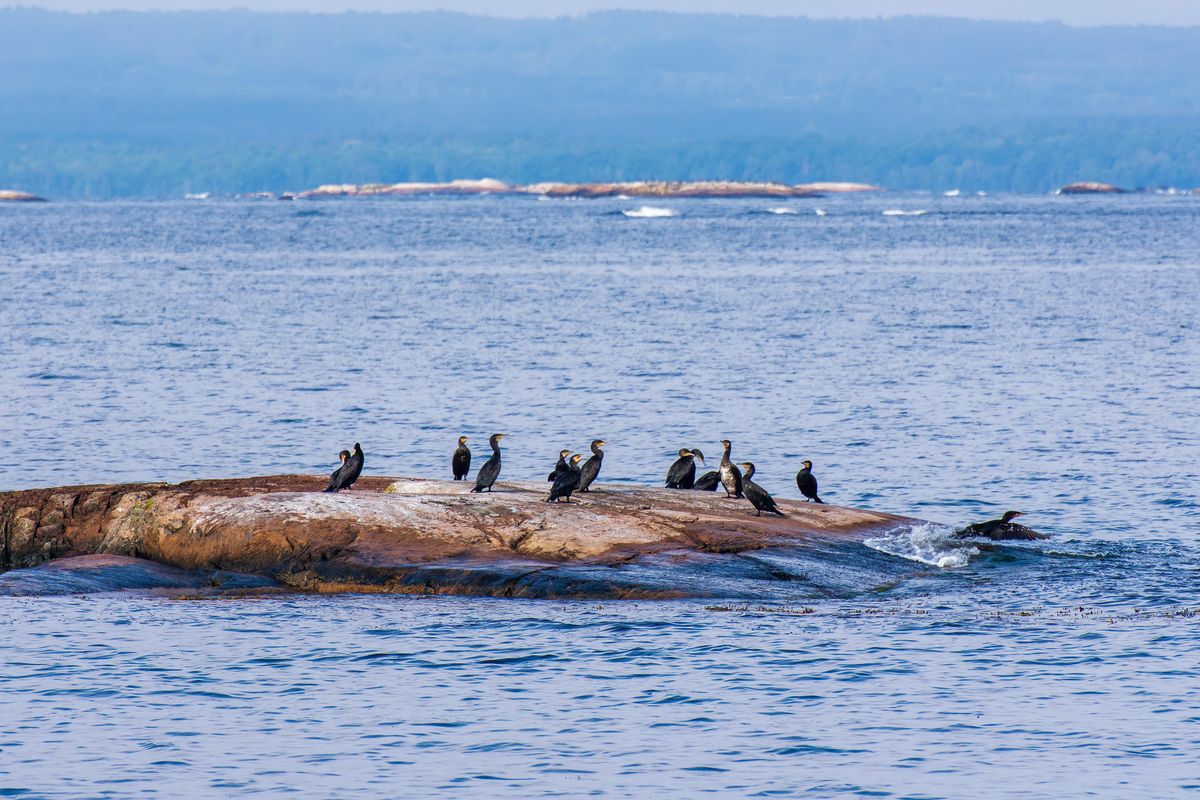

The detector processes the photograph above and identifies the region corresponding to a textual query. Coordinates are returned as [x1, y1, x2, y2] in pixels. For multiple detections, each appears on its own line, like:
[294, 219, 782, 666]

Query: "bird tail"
[771, 508, 786, 517]
[323, 485, 336, 493]
[814, 496, 824, 504]
[470, 486, 483, 493]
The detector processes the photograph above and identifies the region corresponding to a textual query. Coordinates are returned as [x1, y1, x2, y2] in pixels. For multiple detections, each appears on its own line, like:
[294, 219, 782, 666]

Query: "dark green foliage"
[2, 9, 1198, 196]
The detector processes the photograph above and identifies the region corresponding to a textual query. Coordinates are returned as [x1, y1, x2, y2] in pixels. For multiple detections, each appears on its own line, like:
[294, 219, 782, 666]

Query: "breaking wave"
[767, 206, 799, 215]
[863, 522, 980, 568]
[882, 209, 928, 217]
[622, 206, 676, 218]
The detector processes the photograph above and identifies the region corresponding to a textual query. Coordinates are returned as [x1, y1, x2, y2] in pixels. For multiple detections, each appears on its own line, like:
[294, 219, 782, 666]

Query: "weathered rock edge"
[1, 475, 914, 599]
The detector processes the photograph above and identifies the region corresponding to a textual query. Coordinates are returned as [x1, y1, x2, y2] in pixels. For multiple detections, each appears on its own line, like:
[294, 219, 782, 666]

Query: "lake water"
[1, 193, 1198, 797]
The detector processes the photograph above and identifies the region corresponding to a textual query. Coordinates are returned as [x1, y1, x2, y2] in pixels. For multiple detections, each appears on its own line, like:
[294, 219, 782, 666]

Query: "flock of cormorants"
[321, 436, 1046, 538]
[322, 435, 825, 518]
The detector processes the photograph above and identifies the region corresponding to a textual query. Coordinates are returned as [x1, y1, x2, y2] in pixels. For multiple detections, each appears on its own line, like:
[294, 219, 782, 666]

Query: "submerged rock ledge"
[1, 476, 915, 599]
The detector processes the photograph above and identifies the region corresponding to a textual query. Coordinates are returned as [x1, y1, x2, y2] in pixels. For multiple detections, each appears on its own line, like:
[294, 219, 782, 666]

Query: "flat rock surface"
[1, 476, 918, 599]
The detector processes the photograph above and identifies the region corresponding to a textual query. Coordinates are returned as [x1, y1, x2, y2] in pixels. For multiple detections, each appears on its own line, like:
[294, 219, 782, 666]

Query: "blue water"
[2, 193, 1199, 797]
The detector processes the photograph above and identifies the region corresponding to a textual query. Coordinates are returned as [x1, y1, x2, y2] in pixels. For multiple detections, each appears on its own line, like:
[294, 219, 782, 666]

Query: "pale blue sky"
[21, 0, 1200, 25]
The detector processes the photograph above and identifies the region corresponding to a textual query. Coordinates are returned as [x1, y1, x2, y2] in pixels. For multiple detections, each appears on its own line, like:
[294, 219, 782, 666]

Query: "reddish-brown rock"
[2, 476, 915, 598]
[1057, 181, 1127, 194]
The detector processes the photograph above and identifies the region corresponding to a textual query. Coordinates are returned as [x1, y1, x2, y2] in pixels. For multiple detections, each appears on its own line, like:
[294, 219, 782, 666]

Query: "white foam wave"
[622, 206, 675, 218]
[184, 192, 210, 200]
[615, 194, 631, 200]
[882, 209, 928, 217]
[767, 206, 798, 215]
[943, 189, 961, 197]
[864, 522, 979, 568]
[976, 191, 989, 197]
[814, 208, 828, 217]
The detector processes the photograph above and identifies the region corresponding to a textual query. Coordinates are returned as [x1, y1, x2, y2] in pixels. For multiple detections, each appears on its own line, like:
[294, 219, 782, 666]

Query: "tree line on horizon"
[2, 9, 1198, 197]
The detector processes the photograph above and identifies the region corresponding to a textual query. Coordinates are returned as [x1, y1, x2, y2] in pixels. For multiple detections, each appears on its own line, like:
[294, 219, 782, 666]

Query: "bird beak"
[692, 450, 705, 464]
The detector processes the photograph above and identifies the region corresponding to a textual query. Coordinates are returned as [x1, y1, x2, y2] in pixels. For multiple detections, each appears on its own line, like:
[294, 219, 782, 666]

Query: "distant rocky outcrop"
[1056, 181, 1127, 195]
[0, 190, 48, 202]
[520, 181, 825, 198]
[1, 475, 913, 599]
[295, 179, 884, 200]
[298, 178, 509, 199]
[793, 182, 883, 193]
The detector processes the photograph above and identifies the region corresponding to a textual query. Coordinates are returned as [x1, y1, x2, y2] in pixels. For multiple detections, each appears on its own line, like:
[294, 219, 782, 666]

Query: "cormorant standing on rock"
[578, 439, 606, 493]
[452, 436, 471, 480]
[547, 449, 572, 482]
[471, 433, 506, 492]
[665, 448, 704, 489]
[324, 443, 363, 492]
[324, 449, 350, 490]
[693, 471, 721, 491]
[955, 511, 1048, 540]
[548, 454, 585, 502]
[718, 440, 743, 498]
[796, 460, 823, 503]
[739, 462, 784, 517]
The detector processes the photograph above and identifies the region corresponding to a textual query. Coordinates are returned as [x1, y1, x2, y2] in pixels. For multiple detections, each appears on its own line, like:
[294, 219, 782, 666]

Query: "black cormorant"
[452, 436, 471, 480]
[796, 460, 823, 503]
[547, 453, 585, 502]
[739, 462, 784, 517]
[665, 448, 704, 489]
[323, 449, 350, 491]
[955, 511, 1048, 540]
[693, 471, 721, 491]
[547, 449, 572, 482]
[471, 433, 506, 492]
[718, 439, 743, 498]
[578, 439, 606, 493]
[324, 442, 363, 492]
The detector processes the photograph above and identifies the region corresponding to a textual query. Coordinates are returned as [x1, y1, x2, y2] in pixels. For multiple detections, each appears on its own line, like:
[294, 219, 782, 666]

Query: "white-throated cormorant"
[718, 439, 743, 498]
[693, 471, 721, 491]
[324, 442, 363, 492]
[471, 433, 506, 492]
[665, 448, 705, 489]
[323, 449, 350, 491]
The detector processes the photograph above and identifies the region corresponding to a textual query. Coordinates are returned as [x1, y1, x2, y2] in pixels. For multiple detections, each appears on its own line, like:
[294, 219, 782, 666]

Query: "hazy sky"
[20, 0, 1200, 26]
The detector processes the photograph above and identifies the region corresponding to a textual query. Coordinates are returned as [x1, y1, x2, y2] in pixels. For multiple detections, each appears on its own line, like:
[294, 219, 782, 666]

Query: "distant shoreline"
[286, 179, 884, 201]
